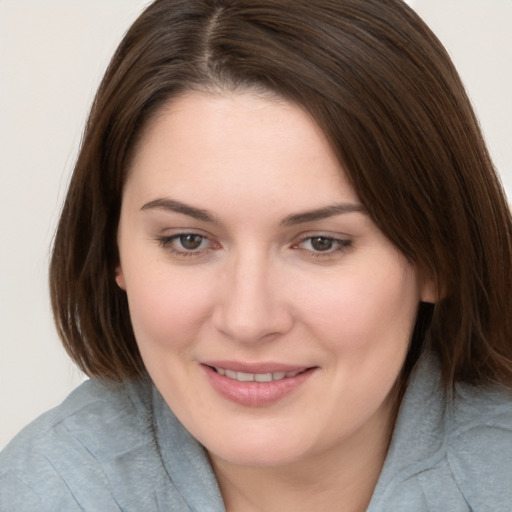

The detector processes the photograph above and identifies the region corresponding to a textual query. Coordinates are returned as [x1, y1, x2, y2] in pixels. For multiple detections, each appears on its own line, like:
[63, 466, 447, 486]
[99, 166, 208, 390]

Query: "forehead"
[124, 90, 360, 216]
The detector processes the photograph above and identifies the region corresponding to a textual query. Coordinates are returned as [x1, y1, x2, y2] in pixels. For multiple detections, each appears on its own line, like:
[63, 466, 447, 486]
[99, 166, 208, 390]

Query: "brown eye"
[295, 235, 352, 258]
[310, 236, 335, 251]
[179, 234, 204, 250]
[157, 232, 216, 257]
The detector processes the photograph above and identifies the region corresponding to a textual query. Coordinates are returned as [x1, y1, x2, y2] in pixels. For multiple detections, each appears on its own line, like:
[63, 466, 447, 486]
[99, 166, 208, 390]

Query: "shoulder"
[0, 377, 160, 511]
[0, 377, 153, 463]
[370, 354, 512, 511]
[445, 381, 512, 509]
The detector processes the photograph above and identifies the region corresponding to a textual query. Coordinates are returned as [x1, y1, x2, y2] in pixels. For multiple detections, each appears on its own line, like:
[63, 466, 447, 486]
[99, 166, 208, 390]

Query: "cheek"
[301, 262, 420, 350]
[124, 267, 215, 352]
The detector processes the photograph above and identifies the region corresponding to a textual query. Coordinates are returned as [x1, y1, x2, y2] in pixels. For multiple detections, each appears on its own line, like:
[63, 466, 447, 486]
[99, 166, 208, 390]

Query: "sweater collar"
[152, 386, 226, 511]
[368, 351, 447, 508]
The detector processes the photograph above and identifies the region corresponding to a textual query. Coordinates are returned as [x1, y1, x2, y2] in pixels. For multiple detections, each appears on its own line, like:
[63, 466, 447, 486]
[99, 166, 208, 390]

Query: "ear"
[115, 265, 126, 290]
[419, 276, 440, 304]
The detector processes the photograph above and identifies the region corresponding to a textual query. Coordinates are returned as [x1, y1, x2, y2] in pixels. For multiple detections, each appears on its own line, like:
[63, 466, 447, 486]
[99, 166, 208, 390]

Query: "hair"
[50, 0, 512, 387]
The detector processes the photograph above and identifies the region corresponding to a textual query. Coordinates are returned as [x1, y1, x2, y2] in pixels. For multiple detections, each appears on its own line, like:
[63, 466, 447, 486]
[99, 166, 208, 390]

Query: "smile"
[202, 363, 316, 407]
[212, 366, 303, 382]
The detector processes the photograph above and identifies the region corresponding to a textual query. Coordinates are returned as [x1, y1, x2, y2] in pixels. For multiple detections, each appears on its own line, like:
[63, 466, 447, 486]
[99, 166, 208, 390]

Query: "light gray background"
[1, 0, 511, 449]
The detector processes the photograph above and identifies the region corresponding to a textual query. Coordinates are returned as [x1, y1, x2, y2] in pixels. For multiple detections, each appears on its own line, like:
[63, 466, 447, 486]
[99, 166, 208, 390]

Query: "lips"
[201, 362, 315, 407]
[211, 366, 303, 382]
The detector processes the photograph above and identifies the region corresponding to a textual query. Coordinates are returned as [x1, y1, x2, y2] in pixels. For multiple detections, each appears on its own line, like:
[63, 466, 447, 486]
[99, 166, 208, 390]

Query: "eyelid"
[291, 230, 352, 244]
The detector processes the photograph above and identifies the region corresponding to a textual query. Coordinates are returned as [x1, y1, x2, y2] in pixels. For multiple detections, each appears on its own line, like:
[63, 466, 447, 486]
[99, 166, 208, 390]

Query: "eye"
[157, 232, 214, 256]
[176, 234, 205, 250]
[294, 235, 352, 257]
[309, 236, 337, 252]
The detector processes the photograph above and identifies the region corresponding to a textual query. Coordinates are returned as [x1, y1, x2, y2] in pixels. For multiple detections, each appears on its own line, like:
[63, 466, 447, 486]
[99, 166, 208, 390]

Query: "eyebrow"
[141, 198, 215, 222]
[280, 203, 366, 226]
[141, 197, 366, 225]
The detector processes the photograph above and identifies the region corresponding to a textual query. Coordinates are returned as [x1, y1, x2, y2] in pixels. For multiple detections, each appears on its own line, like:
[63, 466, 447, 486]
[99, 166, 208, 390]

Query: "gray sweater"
[1, 352, 511, 511]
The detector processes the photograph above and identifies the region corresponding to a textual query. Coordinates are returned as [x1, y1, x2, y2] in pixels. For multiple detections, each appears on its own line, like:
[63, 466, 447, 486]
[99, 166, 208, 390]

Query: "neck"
[209, 394, 397, 512]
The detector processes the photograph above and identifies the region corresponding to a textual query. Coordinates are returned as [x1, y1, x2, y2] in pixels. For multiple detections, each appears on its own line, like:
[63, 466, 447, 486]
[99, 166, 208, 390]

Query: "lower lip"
[202, 365, 315, 407]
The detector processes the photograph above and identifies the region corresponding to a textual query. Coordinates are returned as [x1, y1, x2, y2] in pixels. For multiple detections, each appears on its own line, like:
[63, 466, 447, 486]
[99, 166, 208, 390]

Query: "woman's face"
[116, 90, 433, 468]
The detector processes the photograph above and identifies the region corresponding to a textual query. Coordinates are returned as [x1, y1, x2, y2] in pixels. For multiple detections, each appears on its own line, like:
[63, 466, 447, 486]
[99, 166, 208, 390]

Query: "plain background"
[1, 0, 511, 449]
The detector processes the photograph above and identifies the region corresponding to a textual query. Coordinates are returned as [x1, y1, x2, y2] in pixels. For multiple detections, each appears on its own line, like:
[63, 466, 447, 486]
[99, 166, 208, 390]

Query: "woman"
[1, 0, 511, 510]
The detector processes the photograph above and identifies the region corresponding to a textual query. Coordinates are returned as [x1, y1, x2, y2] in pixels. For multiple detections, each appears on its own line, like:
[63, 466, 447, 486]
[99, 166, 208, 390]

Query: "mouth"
[201, 363, 316, 407]
[208, 365, 305, 383]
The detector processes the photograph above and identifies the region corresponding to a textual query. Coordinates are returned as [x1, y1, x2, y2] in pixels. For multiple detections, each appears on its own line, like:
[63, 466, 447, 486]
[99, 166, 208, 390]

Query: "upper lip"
[202, 361, 313, 374]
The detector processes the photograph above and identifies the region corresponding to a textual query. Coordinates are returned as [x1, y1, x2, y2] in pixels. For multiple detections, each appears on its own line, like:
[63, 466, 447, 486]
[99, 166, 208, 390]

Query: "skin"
[116, 90, 434, 511]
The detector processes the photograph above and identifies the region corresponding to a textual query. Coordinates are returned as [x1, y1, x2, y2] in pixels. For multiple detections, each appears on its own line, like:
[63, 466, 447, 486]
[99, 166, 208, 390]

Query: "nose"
[213, 250, 294, 344]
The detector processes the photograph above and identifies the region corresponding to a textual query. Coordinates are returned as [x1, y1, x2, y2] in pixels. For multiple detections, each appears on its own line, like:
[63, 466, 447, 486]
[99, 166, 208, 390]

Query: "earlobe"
[115, 266, 126, 290]
[420, 278, 440, 304]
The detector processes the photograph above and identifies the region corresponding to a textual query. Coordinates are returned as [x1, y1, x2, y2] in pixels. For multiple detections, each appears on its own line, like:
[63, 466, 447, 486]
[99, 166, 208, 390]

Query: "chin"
[203, 425, 317, 468]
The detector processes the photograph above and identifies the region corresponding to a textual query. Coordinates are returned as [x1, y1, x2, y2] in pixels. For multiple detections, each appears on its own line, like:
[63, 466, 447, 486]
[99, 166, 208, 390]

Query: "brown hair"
[50, 0, 512, 386]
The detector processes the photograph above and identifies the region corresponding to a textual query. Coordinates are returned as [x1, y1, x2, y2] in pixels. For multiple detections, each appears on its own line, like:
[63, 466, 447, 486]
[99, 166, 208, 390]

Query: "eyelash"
[155, 233, 353, 259]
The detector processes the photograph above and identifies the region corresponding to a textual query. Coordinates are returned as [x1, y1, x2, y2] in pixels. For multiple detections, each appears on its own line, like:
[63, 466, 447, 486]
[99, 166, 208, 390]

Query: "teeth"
[214, 367, 302, 382]
[237, 371, 255, 382]
[254, 373, 272, 382]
